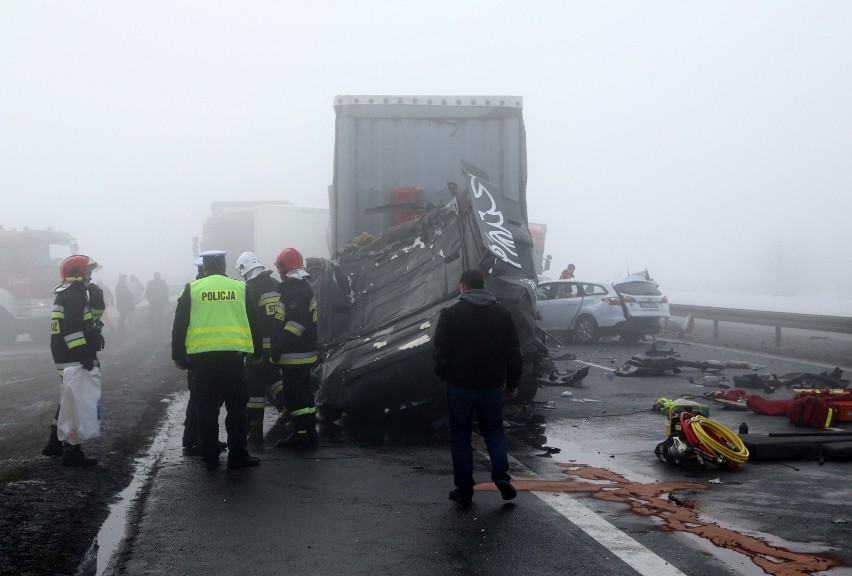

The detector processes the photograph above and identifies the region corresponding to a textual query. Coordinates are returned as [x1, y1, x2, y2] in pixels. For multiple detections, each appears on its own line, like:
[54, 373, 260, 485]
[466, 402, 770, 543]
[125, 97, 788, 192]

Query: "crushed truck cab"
[312, 96, 549, 419]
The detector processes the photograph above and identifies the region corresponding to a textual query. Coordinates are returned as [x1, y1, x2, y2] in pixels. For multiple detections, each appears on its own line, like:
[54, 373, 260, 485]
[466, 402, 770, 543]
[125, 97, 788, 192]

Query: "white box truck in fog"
[198, 202, 329, 273]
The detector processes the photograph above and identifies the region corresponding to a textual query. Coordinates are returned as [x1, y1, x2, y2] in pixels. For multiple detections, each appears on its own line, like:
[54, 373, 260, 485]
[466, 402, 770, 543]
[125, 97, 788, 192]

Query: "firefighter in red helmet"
[41, 255, 103, 466]
[270, 248, 319, 449]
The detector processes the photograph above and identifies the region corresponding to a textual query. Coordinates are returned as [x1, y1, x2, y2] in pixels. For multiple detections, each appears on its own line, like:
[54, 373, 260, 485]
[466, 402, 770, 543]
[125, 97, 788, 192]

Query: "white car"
[535, 271, 670, 343]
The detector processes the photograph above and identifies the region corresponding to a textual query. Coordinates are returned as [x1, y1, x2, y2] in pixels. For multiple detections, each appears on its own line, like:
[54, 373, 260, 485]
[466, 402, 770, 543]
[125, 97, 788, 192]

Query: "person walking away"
[235, 252, 287, 441]
[270, 248, 319, 449]
[144, 272, 170, 332]
[114, 274, 135, 334]
[433, 268, 523, 503]
[559, 263, 575, 280]
[90, 269, 113, 331]
[171, 250, 263, 470]
[41, 255, 104, 466]
[128, 274, 144, 305]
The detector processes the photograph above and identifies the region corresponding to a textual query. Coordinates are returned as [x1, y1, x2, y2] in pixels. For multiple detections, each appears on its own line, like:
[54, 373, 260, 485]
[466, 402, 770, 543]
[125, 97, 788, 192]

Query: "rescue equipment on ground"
[744, 389, 852, 425]
[654, 398, 749, 469]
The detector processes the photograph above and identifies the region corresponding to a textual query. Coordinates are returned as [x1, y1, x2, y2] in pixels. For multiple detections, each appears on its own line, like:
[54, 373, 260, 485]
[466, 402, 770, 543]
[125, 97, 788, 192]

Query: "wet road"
[95, 337, 851, 576]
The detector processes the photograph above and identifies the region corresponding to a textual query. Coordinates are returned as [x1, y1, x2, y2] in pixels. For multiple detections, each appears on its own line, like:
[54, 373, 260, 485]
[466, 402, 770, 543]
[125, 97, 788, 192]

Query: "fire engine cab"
[0, 227, 78, 345]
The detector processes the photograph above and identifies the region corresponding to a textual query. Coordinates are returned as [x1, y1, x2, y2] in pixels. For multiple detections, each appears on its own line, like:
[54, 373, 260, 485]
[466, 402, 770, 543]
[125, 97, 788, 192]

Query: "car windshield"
[615, 281, 661, 296]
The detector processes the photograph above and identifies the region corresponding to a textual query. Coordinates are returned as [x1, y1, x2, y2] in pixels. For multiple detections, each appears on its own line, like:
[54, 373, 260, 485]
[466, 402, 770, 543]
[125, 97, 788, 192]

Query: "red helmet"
[274, 248, 304, 274]
[60, 255, 94, 282]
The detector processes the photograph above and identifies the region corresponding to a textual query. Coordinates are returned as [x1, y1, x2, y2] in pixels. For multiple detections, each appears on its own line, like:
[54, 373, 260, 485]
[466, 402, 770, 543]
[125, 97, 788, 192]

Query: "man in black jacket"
[235, 251, 287, 440]
[270, 248, 318, 449]
[433, 269, 523, 503]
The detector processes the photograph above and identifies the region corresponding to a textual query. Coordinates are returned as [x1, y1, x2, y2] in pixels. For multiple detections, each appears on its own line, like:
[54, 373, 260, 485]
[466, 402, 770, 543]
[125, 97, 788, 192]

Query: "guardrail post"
[775, 326, 782, 347]
[713, 320, 719, 338]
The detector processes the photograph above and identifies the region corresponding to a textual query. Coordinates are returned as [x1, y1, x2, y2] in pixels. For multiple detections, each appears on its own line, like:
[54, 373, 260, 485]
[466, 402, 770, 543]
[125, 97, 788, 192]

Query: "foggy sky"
[2, 2, 851, 314]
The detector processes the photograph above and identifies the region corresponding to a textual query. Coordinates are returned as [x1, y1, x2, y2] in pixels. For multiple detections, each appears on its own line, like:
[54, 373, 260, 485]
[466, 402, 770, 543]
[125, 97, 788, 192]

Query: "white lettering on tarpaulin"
[468, 173, 521, 268]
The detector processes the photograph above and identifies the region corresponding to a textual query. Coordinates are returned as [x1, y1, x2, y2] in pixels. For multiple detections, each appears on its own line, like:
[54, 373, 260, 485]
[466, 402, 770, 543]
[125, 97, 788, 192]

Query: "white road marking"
[577, 360, 617, 372]
[531, 490, 687, 576]
[473, 436, 688, 576]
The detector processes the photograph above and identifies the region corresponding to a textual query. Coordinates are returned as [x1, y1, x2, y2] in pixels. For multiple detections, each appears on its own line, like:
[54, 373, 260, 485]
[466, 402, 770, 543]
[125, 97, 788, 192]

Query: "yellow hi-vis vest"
[185, 275, 253, 354]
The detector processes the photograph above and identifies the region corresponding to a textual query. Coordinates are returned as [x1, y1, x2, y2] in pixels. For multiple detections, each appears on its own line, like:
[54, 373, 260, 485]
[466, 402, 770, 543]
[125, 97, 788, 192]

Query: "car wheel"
[619, 331, 644, 343]
[573, 315, 599, 343]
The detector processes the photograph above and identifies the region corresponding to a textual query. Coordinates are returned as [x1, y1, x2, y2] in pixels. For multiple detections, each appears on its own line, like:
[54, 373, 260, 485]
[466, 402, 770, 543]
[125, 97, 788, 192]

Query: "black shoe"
[204, 458, 220, 470]
[42, 437, 64, 457]
[276, 430, 312, 450]
[187, 442, 227, 456]
[227, 455, 260, 469]
[496, 481, 517, 501]
[449, 488, 473, 503]
[61, 448, 98, 467]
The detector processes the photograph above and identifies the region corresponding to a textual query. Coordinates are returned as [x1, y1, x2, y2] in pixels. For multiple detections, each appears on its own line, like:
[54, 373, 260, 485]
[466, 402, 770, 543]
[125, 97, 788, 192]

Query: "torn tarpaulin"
[777, 368, 848, 389]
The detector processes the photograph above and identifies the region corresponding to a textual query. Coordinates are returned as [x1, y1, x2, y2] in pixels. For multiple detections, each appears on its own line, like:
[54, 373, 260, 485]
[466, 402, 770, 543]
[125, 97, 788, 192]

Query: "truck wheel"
[0, 311, 17, 346]
[573, 316, 599, 344]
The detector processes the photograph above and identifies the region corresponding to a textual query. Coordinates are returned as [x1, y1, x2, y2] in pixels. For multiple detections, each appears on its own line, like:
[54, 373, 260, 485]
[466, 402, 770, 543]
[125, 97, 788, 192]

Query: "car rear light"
[602, 297, 623, 305]
[661, 296, 668, 304]
[621, 295, 636, 303]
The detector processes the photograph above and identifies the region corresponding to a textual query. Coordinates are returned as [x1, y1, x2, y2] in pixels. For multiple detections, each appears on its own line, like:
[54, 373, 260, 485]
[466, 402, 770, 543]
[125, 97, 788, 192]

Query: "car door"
[535, 281, 584, 331]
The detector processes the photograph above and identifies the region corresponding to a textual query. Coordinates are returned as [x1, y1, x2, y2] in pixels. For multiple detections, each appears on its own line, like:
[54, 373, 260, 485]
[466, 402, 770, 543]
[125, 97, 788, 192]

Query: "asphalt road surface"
[2, 318, 851, 576]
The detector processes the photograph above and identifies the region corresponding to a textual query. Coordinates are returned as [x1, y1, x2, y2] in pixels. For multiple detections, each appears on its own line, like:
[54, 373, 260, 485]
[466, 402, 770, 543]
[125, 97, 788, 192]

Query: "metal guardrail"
[669, 304, 852, 347]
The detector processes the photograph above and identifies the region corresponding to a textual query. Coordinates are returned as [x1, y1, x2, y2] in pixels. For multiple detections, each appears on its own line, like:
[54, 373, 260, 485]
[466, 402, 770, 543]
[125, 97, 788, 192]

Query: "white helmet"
[235, 251, 264, 280]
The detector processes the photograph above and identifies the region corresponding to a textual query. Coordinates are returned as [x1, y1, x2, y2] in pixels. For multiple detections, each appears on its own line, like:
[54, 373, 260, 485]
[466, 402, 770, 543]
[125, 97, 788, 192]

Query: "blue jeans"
[446, 385, 510, 494]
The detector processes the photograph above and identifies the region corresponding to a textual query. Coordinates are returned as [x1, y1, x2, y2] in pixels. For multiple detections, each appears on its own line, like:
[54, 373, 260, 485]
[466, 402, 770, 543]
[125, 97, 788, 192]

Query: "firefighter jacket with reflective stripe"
[270, 276, 317, 366]
[87, 283, 106, 323]
[171, 274, 262, 361]
[50, 282, 97, 368]
[245, 270, 281, 352]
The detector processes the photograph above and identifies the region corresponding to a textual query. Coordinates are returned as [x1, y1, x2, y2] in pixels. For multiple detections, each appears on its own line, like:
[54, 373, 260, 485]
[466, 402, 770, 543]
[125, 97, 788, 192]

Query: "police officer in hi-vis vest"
[171, 250, 263, 470]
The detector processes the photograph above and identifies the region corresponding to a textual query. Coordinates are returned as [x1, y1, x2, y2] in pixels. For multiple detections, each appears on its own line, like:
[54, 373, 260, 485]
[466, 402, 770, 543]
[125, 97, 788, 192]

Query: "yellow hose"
[688, 415, 750, 465]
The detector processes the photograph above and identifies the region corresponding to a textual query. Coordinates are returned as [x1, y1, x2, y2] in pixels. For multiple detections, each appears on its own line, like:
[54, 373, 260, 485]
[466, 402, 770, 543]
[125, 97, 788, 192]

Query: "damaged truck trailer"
[311, 95, 549, 419]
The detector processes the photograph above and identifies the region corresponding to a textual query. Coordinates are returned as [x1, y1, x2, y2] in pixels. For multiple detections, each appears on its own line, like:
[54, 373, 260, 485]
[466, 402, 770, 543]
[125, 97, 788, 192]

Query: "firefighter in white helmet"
[235, 251, 287, 439]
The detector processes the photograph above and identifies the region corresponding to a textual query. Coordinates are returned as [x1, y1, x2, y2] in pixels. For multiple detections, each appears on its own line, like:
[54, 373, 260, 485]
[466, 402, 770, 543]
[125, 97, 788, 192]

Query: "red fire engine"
[0, 227, 78, 345]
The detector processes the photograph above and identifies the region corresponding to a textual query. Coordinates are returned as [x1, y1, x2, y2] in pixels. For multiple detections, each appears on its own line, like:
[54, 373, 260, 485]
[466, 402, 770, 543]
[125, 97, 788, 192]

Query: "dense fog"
[2, 2, 850, 315]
